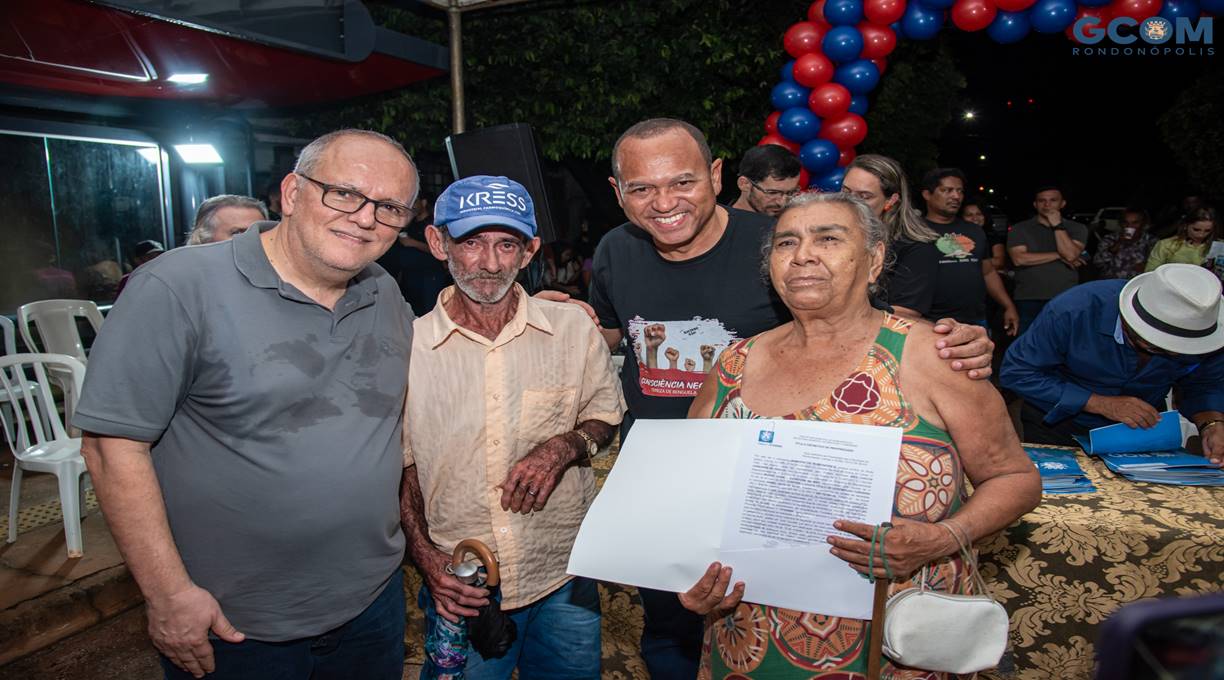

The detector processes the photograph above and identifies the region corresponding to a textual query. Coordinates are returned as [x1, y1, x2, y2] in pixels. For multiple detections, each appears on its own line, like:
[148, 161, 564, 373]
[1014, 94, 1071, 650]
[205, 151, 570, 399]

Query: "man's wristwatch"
[1051, 223, 1066, 231]
[573, 430, 600, 459]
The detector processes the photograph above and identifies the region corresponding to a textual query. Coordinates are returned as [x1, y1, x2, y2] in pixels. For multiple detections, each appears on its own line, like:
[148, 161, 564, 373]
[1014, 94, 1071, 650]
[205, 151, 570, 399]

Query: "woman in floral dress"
[680, 193, 1040, 679]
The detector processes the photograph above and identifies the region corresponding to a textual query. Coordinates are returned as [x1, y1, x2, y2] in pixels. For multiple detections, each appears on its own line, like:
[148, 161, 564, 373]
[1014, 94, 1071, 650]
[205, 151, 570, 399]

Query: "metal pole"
[449, 2, 465, 134]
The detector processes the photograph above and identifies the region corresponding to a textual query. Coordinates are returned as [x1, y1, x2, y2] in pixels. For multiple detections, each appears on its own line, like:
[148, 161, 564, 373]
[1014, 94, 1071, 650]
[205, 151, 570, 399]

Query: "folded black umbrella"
[452, 539, 517, 659]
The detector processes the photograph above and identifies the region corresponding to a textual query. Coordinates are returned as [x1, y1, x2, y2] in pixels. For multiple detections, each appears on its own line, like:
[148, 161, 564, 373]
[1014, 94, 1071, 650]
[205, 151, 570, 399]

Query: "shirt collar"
[232, 221, 281, 289]
[232, 220, 381, 298]
[420, 283, 554, 350]
[1112, 317, 1125, 345]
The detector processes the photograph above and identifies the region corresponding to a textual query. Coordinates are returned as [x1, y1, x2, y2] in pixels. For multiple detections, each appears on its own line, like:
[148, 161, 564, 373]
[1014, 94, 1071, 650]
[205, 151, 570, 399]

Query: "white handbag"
[880, 523, 1009, 674]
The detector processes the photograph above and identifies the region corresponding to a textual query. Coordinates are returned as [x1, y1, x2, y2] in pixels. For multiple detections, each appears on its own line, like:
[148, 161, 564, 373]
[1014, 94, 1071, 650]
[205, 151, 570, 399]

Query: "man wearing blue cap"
[400, 175, 626, 679]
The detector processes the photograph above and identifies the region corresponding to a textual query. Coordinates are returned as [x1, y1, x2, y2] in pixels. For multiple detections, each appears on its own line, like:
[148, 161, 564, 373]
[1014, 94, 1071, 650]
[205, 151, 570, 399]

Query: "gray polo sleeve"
[1006, 222, 1032, 250]
[72, 271, 198, 442]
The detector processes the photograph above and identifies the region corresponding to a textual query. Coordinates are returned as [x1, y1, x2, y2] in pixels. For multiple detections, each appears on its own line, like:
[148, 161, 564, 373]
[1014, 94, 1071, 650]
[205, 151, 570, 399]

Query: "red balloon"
[809, 82, 853, 117]
[951, 0, 998, 31]
[793, 52, 836, 87]
[1066, 5, 1112, 41]
[864, 0, 907, 25]
[871, 57, 888, 74]
[819, 113, 868, 148]
[808, 0, 830, 24]
[798, 168, 812, 189]
[784, 21, 826, 57]
[1110, 0, 1162, 21]
[839, 148, 857, 167]
[759, 134, 802, 154]
[765, 111, 782, 135]
[994, 0, 1035, 11]
[858, 23, 898, 59]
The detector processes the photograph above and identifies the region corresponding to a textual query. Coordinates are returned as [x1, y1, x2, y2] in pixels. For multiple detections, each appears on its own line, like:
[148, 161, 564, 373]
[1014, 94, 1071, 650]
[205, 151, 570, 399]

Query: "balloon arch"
[761, 0, 1221, 191]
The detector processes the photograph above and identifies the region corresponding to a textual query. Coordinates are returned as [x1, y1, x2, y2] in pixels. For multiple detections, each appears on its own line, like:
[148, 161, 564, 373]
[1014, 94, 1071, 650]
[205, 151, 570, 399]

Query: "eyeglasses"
[297, 174, 412, 228]
[749, 179, 801, 199]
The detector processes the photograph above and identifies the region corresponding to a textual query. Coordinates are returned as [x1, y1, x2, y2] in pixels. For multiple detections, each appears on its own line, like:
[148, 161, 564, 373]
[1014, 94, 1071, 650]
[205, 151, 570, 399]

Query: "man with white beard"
[399, 175, 625, 679]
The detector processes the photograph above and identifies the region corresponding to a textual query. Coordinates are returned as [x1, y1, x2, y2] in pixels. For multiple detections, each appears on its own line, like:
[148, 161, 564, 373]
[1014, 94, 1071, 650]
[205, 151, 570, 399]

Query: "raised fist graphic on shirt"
[700, 344, 716, 371]
[684, 358, 696, 372]
[664, 347, 680, 369]
[643, 324, 667, 368]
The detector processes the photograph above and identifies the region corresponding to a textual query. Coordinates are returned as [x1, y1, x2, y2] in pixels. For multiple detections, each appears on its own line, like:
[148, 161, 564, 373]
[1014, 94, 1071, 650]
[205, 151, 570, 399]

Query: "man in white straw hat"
[1001, 263, 1224, 466]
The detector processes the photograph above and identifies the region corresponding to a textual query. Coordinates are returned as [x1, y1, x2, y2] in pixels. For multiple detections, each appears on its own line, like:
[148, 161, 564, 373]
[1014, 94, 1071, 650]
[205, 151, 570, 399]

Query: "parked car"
[1091, 206, 1127, 233]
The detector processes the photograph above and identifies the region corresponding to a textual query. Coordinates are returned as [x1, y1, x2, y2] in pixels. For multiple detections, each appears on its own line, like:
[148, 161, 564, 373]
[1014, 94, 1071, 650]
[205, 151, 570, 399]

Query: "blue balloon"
[814, 167, 847, 193]
[823, 26, 865, 62]
[778, 107, 823, 143]
[771, 81, 811, 111]
[921, 0, 956, 9]
[824, 0, 865, 25]
[987, 10, 1031, 43]
[1160, 0, 1200, 19]
[1029, 0, 1077, 33]
[1076, 0, 1111, 6]
[800, 139, 841, 174]
[890, 20, 903, 34]
[901, 3, 945, 40]
[833, 60, 881, 94]
[848, 95, 870, 115]
[1202, 0, 1224, 13]
[781, 59, 797, 83]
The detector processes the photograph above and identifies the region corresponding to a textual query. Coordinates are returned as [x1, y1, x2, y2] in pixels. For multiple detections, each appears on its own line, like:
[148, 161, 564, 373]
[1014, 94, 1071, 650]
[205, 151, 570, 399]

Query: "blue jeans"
[420, 577, 601, 680]
[638, 587, 703, 680]
[161, 575, 405, 680]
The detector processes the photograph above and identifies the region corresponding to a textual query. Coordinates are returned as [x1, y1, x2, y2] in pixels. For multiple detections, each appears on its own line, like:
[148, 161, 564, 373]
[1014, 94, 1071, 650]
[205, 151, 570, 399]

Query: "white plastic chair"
[1, 316, 29, 434]
[1, 353, 89, 558]
[16, 299, 103, 414]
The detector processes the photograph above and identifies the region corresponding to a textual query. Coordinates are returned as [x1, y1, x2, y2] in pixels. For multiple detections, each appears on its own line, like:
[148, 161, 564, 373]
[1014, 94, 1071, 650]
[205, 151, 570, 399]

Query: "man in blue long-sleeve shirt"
[1001, 264, 1224, 466]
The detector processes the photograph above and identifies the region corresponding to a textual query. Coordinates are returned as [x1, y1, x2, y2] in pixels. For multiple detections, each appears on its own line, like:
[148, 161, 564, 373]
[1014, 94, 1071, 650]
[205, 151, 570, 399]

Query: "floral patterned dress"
[699, 314, 977, 680]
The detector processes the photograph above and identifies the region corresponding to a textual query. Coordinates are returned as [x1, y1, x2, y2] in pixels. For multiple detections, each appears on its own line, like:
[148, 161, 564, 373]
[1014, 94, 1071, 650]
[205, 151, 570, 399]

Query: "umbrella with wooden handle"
[423, 538, 518, 679]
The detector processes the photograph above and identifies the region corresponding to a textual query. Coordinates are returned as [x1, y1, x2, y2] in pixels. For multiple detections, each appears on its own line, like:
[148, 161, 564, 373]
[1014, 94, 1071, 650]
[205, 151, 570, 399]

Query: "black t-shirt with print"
[589, 207, 789, 422]
[886, 219, 988, 324]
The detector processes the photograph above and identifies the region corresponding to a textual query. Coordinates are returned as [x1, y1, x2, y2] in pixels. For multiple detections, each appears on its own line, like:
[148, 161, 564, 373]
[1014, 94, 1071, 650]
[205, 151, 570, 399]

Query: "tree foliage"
[295, 0, 967, 201]
[305, 0, 797, 161]
[861, 38, 966, 181]
[1158, 70, 1224, 202]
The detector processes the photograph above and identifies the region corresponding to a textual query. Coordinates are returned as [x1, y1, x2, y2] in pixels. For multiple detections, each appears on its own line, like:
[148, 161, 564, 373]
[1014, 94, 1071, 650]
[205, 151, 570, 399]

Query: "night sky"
[935, 29, 1217, 223]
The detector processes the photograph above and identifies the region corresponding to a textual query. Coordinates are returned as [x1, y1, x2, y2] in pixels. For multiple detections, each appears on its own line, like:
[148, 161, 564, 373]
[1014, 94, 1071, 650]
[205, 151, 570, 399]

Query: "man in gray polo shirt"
[75, 129, 418, 680]
[1007, 184, 1089, 334]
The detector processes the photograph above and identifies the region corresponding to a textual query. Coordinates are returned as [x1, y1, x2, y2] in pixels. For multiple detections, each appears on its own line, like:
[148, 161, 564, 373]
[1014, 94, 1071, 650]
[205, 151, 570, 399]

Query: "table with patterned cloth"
[401, 446, 1220, 680]
[978, 447, 1223, 679]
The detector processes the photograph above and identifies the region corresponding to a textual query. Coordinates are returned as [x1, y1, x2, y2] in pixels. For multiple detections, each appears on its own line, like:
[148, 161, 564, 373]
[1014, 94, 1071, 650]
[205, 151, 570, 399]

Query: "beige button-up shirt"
[404, 285, 625, 609]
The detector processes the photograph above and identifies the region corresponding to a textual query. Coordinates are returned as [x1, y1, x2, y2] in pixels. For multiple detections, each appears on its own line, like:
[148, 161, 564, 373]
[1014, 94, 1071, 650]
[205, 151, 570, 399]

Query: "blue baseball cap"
[434, 175, 537, 239]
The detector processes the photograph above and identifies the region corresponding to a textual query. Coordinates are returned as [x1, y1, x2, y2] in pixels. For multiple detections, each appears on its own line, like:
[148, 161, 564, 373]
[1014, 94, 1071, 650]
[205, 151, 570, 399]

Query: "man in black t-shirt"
[888, 168, 1018, 334]
[587, 120, 999, 679]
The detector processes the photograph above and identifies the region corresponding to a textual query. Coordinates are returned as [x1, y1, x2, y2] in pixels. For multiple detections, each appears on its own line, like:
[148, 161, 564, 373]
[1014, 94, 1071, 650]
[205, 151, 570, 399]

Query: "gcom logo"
[1071, 16, 1214, 55]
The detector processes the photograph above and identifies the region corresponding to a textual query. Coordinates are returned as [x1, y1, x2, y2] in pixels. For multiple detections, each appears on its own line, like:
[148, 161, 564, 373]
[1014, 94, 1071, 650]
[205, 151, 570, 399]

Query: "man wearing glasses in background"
[75, 129, 418, 680]
[729, 143, 802, 218]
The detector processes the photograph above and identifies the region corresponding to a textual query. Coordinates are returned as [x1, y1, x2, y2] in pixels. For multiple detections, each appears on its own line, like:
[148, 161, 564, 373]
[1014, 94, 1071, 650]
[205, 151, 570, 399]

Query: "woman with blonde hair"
[1146, 206, 1219, 271]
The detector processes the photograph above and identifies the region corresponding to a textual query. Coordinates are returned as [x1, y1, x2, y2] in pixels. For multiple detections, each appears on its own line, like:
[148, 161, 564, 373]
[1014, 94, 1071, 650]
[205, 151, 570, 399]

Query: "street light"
[979, 154, 987, 161]
[174, 144, 223, 164]
[963, 110, 976, 121]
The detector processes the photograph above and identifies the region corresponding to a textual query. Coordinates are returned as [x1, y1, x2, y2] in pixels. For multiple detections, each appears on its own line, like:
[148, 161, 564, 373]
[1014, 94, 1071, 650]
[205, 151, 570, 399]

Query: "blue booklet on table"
[1071, 411, 1224, 486]
[1025, 446, 1096, 494]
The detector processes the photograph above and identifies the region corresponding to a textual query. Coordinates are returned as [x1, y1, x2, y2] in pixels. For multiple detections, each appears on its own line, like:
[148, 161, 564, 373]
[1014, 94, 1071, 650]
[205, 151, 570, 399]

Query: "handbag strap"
[937, 520, 990, 596]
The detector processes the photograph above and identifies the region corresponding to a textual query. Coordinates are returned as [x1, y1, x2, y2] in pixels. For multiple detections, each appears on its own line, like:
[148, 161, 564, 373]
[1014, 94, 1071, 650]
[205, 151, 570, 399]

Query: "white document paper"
[568, 418, 901, 619]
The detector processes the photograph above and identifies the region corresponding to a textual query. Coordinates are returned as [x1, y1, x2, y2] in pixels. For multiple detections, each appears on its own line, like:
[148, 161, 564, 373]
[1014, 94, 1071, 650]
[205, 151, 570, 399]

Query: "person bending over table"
[680, 192, 1040, 679]
[1000, 263, 1224, 467]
